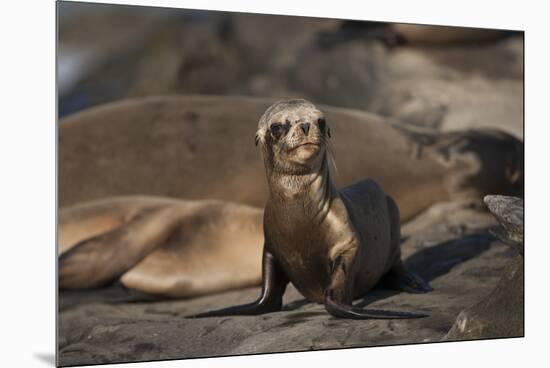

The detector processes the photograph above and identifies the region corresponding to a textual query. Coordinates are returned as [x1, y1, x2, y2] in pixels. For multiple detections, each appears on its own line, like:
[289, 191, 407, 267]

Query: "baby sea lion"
[191, 100, 432, 319]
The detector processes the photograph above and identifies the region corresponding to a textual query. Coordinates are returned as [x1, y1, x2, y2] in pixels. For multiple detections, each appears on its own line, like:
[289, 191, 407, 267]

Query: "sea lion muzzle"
[300, 122, 310, 136]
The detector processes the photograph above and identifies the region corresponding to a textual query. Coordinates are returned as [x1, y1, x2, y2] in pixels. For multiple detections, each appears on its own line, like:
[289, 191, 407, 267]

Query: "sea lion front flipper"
[379, 262, 433, 294]
[188, 248, 289, 318]
[324, 254, 428, 319]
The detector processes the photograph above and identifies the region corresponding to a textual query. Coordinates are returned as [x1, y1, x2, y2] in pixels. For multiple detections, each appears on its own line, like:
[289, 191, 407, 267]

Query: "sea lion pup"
[191, 100, 432, 319]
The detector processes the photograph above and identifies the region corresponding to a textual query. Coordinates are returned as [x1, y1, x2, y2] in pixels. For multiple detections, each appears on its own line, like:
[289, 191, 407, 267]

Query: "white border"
[2, 1, 547, 367]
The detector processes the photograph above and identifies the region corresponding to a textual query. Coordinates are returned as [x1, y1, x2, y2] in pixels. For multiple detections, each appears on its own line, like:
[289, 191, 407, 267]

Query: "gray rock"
[443, 256, 523, 341]
[443, 194, 524, 341]
[58, 204, 520, 366]
[484, 195, 524, 250]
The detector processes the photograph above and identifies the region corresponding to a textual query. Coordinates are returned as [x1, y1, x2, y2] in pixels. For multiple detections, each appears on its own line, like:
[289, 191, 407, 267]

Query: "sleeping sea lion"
[59, 196, 263, 298]
[59, 95, 523, 222]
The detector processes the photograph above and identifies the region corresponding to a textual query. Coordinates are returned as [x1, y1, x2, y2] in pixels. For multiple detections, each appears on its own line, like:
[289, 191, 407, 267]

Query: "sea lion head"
[256, 99, 331, 175]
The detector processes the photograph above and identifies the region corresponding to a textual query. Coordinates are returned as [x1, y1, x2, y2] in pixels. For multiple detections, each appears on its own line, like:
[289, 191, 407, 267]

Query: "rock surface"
[444, 195, 524, 341]
[444, 255, 523, 341]
[484, 195, 524, 250]
[58, 203, 521, 366]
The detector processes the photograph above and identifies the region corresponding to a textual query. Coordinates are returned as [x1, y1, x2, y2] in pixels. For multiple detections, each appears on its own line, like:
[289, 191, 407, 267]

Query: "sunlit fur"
[257, 99, 421, 305]
[257, 99, 330, 174]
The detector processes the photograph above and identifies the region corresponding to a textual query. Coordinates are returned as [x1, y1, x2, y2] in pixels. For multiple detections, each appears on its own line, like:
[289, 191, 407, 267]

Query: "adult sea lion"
[191, 100, 432, 319]
[59, 196, 263, 298]
[59, 95, 523, 223]
[390, 24, 508, 45]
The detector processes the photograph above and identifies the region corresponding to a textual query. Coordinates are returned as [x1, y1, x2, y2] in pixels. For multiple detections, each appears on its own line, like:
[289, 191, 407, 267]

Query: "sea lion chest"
[264, 199, 352, 302]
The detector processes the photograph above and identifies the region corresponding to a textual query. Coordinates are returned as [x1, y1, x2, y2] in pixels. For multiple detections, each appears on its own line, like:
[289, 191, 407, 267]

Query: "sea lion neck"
[266, 155, 335, 213]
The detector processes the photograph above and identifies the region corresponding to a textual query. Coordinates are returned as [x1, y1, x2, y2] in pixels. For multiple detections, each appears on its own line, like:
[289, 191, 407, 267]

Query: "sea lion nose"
[300, 123, 310, 136]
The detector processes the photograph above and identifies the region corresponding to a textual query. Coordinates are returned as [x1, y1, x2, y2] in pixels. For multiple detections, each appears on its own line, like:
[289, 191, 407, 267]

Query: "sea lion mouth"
[290, 142, 321, 152]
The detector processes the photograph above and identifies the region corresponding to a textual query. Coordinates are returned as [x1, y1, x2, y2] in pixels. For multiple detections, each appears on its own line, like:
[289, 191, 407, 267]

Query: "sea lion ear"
[255, 133, 260, 146]
[318, 117, 331, 138]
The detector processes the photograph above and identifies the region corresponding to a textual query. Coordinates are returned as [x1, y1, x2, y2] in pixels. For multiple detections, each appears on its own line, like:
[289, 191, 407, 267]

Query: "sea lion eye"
[318, 118, 326, 131]
[270, 123, 285, 138]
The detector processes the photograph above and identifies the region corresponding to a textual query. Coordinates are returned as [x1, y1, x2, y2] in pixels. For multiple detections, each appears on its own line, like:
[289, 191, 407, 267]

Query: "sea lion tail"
[325, 295, 428, 319]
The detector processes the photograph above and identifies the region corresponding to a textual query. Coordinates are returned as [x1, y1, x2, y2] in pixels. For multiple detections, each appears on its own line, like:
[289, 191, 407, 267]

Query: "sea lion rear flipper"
[188, 248, 288, 318]
[324, 290, 428, 319]
[59, 206, 182, 289]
